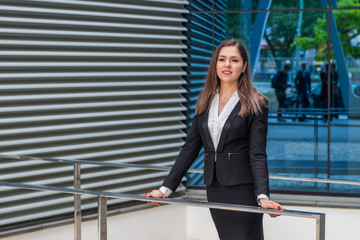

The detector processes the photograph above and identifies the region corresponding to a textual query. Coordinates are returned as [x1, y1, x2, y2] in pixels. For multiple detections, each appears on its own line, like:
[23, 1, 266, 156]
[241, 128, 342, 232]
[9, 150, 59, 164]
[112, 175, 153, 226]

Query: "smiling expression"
[216, 46, 247, 86]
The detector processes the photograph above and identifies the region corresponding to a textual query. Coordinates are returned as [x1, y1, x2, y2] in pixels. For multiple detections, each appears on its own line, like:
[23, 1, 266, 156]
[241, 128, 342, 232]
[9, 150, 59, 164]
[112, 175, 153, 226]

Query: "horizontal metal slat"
[0, 51, 187, 58]
[214, 0, 227, 9]
[190, 45, 213, 55]
[0, 40, 187, 49]
[0, 28, 187, 40]
[0, 116, 186, 136]
[0, 71, 187, 80]
[0, 195, 75, 215]
[0, 89, 187, 101]
[0, 106, 187, 124]
[83, 172, 169, 190]
[0, 165, 72, 181]
[0, 98, 186, 113]
[3, 133, 186, 156]
[31, 0, 189, 13]
[0, 124, 186, 147]
[1, 82, 186, 90]
[190, 1, 212, 11]
[0, 5, 188, 22]
[2, 145, 184, 173]
[0, 151, 179, 171]
[0, 62, 187, 68]
[190, 37, 213, 49]
[61, 142, 184, 160]
[0, 17, 187, 31]
[190, 29, 213, 41]
[81, 165, 173, 182]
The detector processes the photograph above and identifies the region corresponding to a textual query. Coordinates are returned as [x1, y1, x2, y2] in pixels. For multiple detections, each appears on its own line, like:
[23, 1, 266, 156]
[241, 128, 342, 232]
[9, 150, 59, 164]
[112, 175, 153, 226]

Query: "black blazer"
[274, 70, 289, 91]
[295, 70, 311, 93]
[162, 101, 270, 197]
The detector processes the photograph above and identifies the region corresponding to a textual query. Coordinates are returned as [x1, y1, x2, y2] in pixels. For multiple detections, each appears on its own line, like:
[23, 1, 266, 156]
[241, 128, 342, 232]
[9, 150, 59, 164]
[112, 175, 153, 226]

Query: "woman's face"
[216, 46, 247, 86]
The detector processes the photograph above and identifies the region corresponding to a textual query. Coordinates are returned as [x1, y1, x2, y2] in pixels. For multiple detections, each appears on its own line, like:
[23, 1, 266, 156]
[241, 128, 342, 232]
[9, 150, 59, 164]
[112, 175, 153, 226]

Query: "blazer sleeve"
[248, 105, 270, 197]
[162, 115, 203, 192]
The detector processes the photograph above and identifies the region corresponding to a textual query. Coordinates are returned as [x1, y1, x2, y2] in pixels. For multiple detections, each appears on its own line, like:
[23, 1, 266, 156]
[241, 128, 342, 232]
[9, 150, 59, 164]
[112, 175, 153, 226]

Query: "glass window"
[186, 0, 360, 195]
[329, 8, 360, 194]
[214, 0, 323, 11]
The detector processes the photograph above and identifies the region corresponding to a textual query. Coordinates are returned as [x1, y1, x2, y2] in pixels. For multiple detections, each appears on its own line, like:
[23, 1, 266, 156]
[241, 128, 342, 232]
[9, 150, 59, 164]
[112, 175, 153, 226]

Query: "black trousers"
[275, 90, 286, 119]
[275, 90, 286, 108]
[296, 91, 310, 109]
[206, 178, 264, 240]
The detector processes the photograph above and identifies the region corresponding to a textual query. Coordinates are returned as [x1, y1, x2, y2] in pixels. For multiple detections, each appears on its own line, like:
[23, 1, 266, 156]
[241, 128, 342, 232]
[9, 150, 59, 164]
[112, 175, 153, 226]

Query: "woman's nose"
[225, 60, 231, 67]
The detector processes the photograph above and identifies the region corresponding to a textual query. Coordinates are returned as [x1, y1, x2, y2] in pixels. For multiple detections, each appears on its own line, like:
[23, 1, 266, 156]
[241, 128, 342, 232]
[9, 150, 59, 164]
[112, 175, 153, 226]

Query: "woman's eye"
[218, 58, 225, 62]
[232, 59, 239, 62]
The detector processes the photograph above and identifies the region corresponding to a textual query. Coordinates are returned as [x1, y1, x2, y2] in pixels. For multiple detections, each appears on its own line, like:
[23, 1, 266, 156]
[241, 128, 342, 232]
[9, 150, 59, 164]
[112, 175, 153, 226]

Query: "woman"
[146, 39, 284, 240]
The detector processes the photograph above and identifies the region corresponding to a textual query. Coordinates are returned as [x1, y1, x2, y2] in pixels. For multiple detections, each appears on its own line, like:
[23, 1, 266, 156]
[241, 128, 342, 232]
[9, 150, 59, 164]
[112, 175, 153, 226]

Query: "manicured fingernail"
[277, 206, 281, 209]
[158, 203, 160, 206]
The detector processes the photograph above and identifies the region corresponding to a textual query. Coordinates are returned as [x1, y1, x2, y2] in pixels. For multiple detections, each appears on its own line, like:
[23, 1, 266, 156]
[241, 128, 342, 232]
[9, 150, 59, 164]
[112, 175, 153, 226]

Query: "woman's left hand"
[259, 198, 285, 218]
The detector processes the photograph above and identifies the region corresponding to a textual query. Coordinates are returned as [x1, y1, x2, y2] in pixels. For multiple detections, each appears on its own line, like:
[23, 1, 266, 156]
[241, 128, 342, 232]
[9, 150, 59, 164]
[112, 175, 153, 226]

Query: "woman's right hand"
[145, 190, 167, 205]
[259, 198, 285, 218]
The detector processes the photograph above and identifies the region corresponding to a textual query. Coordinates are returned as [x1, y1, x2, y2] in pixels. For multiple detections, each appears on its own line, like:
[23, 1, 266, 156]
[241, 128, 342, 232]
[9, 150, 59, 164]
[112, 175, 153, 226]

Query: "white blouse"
[208, 91, 239, 150]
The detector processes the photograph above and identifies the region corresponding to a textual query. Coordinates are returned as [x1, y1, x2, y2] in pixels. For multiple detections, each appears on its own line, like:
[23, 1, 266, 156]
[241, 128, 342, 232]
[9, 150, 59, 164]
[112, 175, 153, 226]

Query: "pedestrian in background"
[320, 62, 338, 122]
[294, 61, 311, 121]
[272, 64, 291, 121]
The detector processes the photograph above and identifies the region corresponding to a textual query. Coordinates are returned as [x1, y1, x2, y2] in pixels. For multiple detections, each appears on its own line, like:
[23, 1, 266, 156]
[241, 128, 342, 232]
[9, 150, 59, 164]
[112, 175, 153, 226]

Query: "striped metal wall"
[186, 0, 227, 186]
[0, 0, 189, 231]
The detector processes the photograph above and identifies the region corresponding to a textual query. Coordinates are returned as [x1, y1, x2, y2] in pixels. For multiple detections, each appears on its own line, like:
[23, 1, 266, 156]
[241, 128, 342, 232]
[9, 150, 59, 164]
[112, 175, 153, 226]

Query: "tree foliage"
[293, 0, 360, 60]
[262, 0, 322, 67]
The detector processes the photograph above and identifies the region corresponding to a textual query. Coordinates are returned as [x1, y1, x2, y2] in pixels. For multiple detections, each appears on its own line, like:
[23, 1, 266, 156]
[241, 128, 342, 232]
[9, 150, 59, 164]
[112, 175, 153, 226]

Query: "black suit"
[295, 70, 311, 94]
[295, 70, 311, 109]
[162, 101, 269, 240]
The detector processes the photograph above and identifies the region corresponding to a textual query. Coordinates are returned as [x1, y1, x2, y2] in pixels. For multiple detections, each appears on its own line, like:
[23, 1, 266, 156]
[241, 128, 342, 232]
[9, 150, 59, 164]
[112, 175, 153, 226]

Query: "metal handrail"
[269, 107, 359, 113]
[0, 153, 334, 240]
[269, 175, 360, 186]
[0, 180, 325, 240]
[0, 153, 332, 239]
[2, 154, 360, 186]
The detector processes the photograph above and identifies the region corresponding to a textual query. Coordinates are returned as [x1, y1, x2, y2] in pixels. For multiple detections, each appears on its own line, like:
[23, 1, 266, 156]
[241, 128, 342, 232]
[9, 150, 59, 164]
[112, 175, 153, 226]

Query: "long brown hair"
[195, 39, 268, 117]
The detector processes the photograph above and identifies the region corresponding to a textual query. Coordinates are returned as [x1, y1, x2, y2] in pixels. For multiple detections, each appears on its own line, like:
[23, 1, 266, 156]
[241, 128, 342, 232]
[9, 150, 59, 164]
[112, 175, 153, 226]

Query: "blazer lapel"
[200, 110, 215, 152]
[216, 101, 241, 152]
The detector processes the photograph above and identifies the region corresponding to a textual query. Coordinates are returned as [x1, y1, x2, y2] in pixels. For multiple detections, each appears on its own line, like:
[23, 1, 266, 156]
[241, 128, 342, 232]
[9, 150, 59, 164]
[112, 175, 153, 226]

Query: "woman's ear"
[242, 61, 248, 73]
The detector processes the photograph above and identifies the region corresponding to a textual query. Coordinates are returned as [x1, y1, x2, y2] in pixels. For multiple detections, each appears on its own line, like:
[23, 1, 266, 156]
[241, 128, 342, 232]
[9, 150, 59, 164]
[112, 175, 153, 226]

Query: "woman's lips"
[222, 70, 232, 75]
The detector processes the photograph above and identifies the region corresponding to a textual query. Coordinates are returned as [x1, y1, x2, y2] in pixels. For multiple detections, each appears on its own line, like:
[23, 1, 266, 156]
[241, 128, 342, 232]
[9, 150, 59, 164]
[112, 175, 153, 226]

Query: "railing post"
[316, 213, 326, 240]
[74, 163, 81, 240]
[98, 196, 107, 240]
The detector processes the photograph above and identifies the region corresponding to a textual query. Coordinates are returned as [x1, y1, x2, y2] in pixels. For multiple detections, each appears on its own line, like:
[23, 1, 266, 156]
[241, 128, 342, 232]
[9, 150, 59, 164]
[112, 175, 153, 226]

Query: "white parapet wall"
[3, 204, 360, 240]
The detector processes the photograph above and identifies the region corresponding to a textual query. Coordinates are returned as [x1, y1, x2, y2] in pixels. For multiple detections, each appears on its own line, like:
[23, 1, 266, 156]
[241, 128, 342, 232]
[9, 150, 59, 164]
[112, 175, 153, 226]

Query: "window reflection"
[187, 1, 360, 195]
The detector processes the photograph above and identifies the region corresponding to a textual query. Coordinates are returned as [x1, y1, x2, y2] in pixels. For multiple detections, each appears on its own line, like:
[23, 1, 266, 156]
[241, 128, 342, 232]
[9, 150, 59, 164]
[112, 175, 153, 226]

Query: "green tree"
[264, 12, 298, 60]
[263, 0, 322, 67]
[224, 0, 323, 67]
[225, 0, 247, 45]
[293, 0, 360, 60]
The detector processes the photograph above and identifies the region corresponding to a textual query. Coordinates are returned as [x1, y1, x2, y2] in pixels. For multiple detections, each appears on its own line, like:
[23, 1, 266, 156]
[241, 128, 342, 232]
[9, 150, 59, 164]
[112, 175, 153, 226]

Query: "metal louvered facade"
[186, 0, 227, 186]
[0, 0, 189, 232]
